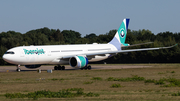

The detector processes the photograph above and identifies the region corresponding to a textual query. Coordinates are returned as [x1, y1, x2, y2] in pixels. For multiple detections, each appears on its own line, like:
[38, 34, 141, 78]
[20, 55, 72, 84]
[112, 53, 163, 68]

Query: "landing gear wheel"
[62, 66, 65, 70]
[88, 65, 91, 70]
[16, 68, 21, 72]
[58, 66, 62, 70]
[54, 66, 58, 70]
[84, 66, 87, 70]
[54, 65, 65, 70]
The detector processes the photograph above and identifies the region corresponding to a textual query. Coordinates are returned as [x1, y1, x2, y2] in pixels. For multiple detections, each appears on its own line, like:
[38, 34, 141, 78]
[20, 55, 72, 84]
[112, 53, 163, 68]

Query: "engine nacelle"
[25, 65, 41, 68]
[69, 56, 88, 68]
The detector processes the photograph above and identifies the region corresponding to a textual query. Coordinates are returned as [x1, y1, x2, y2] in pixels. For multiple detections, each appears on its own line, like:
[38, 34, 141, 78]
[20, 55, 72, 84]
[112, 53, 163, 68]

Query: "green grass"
[171, 71, 175, 73]
[154, 79, 165, 85]
[1, 64, 180, 100]
[144, 79, 156, 83]
[49, 78, 65, 81]
[144, 77, 180, 87]
[91, 77, 103, 81]
[5, 88, 99, 100]
[172, 92, 180, 96]
[111, 84, 122, 88]
[107, 75, 145, 81]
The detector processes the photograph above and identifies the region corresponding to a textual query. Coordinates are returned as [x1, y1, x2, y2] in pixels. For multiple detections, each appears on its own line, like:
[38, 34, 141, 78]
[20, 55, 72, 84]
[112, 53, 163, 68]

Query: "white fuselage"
[2, 43, 118, 65]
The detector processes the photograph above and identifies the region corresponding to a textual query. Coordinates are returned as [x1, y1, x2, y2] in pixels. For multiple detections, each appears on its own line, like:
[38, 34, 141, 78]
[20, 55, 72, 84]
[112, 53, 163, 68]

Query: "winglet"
[160, 44, 178, 49]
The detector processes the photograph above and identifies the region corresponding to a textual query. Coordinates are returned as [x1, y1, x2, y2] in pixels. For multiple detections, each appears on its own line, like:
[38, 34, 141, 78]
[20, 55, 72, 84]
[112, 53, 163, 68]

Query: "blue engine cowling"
[25, 65, 41, 68]
[69, 56, 88, 68]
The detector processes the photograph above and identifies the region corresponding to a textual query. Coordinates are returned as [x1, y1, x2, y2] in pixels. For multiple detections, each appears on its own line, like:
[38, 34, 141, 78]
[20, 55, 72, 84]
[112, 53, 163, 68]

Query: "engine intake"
[69, 56, 88, 68]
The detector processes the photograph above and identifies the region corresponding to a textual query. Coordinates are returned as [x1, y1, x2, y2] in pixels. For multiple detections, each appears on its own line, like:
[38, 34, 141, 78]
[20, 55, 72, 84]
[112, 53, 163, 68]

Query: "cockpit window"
[5, 51, 15, 54]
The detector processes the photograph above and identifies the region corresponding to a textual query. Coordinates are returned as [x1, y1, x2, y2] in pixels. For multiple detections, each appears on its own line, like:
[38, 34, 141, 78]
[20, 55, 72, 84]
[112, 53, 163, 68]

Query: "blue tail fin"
[108, 18, 130, 50]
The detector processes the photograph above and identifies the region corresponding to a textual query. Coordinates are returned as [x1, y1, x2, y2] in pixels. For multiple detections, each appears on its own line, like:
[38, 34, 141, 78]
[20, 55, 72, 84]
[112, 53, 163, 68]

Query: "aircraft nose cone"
[2, 54, 8, 61]
[2, 54, 13, 62]
[2, 54, 15, 64]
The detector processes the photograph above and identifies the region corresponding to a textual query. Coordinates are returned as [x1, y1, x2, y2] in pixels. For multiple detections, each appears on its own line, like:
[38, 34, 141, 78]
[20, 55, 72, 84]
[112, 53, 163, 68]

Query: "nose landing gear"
[16, 64, 21, 72]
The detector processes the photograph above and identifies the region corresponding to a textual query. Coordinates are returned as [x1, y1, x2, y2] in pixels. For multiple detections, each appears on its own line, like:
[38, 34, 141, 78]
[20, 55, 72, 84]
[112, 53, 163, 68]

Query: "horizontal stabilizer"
[122, 42, 154, 48]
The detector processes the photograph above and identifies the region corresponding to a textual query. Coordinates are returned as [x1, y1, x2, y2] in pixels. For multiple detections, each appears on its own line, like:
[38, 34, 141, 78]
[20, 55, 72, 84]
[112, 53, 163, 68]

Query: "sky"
[0, 0, 180, 37]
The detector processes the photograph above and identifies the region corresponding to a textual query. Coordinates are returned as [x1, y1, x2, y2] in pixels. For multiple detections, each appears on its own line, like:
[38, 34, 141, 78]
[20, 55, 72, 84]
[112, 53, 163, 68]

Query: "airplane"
[2, 18, 177, 72]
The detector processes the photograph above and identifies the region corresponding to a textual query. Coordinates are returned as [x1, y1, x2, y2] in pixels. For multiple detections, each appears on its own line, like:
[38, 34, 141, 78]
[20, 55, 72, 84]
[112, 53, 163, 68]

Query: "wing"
[59, 44, 177, 59]
[86, 44, 177, 56]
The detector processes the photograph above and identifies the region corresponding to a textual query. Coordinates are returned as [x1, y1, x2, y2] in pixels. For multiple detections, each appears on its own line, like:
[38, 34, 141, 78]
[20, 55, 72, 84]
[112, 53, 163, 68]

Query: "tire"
[62, 66, 65, 70]
[17, 68, 21, 72]
[54, 66, 58, 70]
[58, 66, 62, 70]
[88, 66, 91, 70]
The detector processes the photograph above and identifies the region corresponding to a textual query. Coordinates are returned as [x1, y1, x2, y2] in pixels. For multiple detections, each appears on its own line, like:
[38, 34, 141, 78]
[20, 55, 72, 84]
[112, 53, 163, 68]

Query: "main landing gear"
[16, 64, 21, 72]
[81, 65, 91, 70]
[54, 65, 65, 70]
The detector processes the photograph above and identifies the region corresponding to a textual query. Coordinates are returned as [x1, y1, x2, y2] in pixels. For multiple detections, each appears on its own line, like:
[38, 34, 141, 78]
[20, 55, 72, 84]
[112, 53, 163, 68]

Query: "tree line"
[0, 27, 179, 65]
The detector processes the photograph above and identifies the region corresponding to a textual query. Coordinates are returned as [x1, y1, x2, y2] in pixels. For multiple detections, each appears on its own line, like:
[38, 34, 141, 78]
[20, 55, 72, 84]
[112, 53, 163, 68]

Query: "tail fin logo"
[108, 18, 130, 50]
[120, 28, 125, 38]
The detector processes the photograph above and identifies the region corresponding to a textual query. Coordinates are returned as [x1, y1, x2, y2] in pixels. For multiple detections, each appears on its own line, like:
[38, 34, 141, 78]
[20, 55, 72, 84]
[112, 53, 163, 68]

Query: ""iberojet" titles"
[23, 48, 45, 55]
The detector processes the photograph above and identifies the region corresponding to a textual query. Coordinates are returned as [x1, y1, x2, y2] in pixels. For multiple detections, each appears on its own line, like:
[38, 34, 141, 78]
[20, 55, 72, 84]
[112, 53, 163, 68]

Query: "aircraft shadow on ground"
[20, 69, 78, 72]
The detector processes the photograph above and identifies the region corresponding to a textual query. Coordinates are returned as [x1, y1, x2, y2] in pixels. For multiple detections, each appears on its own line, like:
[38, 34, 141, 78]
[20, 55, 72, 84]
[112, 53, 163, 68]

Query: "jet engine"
[69, 56, 88, 68]
[25, 65, 41, 68]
